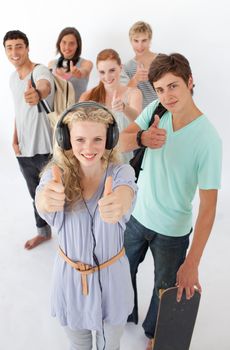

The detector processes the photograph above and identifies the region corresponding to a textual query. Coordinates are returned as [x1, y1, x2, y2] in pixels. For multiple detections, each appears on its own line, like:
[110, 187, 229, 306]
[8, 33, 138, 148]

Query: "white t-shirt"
[10, 64, 55, 156]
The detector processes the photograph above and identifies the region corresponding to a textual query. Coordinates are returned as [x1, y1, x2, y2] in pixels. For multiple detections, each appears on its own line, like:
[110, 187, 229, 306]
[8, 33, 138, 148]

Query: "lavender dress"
[36, 163, 137, 331]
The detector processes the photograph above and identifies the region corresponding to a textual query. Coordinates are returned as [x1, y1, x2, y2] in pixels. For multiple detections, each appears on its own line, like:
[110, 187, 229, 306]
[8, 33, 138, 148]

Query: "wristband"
[136, 130, 146, 148]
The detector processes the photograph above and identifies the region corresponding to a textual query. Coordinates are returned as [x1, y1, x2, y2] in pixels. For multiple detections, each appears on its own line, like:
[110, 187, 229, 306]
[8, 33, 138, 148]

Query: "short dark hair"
[56, 27, 82, 58]
[149, 53, 194, 93]
[3, 30, 29, 47]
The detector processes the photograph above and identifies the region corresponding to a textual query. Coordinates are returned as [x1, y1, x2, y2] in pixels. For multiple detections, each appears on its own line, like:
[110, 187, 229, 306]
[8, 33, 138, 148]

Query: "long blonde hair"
[48, 107, 120, 206]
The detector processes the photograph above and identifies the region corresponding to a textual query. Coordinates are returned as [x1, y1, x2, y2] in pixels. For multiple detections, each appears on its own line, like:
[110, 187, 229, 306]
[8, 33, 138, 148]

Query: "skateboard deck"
[153, 286, 201, 350]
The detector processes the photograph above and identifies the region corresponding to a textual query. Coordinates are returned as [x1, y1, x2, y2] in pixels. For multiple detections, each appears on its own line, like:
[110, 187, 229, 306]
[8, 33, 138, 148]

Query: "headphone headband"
[55, 101, 119, 151]
[57, 101, 115, 126]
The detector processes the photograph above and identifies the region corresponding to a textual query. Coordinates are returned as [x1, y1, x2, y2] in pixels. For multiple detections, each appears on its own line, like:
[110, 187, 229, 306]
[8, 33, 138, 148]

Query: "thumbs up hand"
[55, 67, 71, 80]
[98, 176, 119, 223]
[134, 62, 149, 82]
[70, 60, 82, 78]
[151, 114, 160, 128]
[36, 165, 65, 213]
[26, 79, 32, 91]
[52, 164, 63, 184]
[103, 176, 113, 196]
[111, 90, 125, 112]
[140, 115, 167, 149]
[98, 175, 134, 224]
[24, 78, 40, 105]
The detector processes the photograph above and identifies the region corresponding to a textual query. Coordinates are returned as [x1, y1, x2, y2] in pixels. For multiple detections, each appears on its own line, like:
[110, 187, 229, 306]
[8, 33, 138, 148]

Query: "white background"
[0, 1, 229, 349]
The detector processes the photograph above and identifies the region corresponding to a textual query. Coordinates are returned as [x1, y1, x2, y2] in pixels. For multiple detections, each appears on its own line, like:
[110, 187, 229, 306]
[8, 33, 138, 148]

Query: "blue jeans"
[124, 215, 191, 339]
[17, 154, 51, 236]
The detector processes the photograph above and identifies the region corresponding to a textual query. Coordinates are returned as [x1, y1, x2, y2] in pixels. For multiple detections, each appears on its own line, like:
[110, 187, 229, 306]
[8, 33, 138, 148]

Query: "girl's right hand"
[36, 166, 65, 213]
[55, 68, 71, 80]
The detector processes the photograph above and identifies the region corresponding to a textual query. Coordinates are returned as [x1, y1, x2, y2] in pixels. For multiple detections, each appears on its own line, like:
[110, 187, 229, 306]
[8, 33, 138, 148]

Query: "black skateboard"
[153, 286, 201, 350]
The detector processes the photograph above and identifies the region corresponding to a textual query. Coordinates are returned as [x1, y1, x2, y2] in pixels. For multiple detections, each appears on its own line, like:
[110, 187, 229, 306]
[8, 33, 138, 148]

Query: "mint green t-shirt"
[133, 100, 222, 237]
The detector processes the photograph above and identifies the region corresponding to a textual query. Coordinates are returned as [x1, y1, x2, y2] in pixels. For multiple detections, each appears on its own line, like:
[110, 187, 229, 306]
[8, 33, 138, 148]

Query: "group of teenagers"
[3, 20, 222, 350]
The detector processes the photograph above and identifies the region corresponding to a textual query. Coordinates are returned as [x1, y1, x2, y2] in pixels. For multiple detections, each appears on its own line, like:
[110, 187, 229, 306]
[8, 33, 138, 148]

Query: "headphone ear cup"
[55, 124, 72, 150]
[105, 122, 119, 150]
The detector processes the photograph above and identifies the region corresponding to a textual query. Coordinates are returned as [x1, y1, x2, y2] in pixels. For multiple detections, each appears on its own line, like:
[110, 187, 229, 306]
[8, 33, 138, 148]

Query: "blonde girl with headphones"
[35, 102, 137, 350]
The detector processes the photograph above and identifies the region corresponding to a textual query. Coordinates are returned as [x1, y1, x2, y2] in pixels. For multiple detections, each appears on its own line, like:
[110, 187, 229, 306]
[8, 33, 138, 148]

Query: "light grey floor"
[1, 154, 229, 350]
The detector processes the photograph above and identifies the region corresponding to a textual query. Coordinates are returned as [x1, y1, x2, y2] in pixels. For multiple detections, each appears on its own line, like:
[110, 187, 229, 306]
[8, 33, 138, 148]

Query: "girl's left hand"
[55, 68, 71, 80]
[70, 61, 82, 78]
[98, 176, 123, 224]
[98, 191, 124, 224]
[111, 90, 125, 112]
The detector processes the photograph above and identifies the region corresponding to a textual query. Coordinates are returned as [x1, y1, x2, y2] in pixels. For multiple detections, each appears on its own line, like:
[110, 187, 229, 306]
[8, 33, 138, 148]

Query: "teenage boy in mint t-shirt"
[120, 53, 222, 350]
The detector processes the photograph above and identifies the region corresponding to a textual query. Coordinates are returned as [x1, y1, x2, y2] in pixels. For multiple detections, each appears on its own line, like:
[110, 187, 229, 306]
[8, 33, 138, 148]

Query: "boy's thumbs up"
[26, 79, 32, 91]
[138, 62, 144, 69]
[52, 164, 62, 184]
[152, 115, 160, 128]
[104, 176, 113, 196]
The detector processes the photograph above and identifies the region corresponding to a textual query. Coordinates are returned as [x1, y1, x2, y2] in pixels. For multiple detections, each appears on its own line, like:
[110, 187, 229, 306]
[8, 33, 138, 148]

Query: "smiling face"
[130, 32, 151, 57]
[70, 120, 107, 170]
[4, 38, 29, 68]
[153, 72, 194, 114]
[59, 34, 78, 59]
[97, 59, 122, 89]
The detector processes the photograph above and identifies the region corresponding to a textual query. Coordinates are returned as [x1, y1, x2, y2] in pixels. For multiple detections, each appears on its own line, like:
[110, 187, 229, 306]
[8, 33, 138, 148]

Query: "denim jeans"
[124, 215, 191, 339]
[17, 153, 51, 236]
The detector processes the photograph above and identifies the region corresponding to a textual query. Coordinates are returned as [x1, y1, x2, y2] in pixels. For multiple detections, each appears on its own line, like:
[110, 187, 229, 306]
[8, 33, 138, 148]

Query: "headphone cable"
[63, 150, 112, 349]
[81, 151, 112, 350]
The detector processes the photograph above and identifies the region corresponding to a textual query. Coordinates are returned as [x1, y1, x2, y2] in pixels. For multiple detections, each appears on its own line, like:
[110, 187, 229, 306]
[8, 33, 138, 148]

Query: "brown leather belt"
[59, 246, 125, 296]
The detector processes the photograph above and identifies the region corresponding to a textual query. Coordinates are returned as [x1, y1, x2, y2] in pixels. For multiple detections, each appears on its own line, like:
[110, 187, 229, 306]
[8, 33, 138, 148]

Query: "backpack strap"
[66, 82, 69, 109]
[31, 64, 51, 114]
[129, 102, 167, 181]
[149, 102, 167, 127]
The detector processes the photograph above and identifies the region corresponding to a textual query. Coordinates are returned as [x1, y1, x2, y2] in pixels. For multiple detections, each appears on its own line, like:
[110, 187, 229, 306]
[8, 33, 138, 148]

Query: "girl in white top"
[79, 49, 142, 163]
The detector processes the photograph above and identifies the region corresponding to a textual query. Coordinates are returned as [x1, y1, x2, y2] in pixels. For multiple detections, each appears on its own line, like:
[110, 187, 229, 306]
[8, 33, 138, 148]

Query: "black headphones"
[55, 101, 119, 151]
[57, 56, 80, 72]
